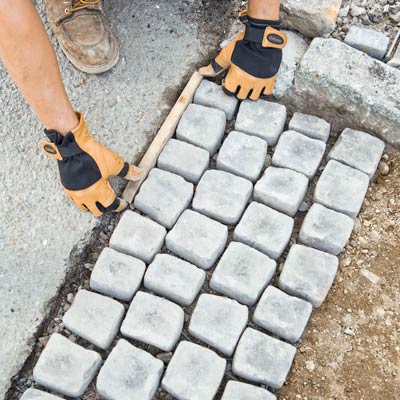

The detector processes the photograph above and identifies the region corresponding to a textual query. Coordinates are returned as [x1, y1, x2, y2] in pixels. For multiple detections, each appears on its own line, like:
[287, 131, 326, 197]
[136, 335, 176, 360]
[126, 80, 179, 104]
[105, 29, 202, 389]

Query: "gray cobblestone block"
[217, 131, 268, 182]
[90, 248, 145, 301]
[314, 160, 369, 218]
[193, 170, 253, 225]
[235, 99, 286, 145]
[189, 294, 248, 356]
[96, 339, 163, 400]
[344, 26, 389, 60]
[121, 291, 184, 351]
[210, 242, 276, 306]
[253, 286, 312, 343]
[63, 290, 125, 350]
[233, 202, 294, 260]
[299, 203, 354, 255]
[278, 244, 338, 307]
[288, 112, 331, 142]
[176, 103, 226, 155]
[33, 334, 101, 397]
[134, 169, 193, 229]
[109, 210, 166, 263]
[144, 254, 205, 306]
[162, 341, 226, 400]
[328, 128, 385, 179]
[272, 131, 326, 179]
[254, 167, 309, 217]
[232, 328, 296, 389]
[157, 139, 209, 183]
[193, 80, 239, 120]
[221, 381, 276, 400]
[20, 389, 63, 400]
[166, 210, 228, 269]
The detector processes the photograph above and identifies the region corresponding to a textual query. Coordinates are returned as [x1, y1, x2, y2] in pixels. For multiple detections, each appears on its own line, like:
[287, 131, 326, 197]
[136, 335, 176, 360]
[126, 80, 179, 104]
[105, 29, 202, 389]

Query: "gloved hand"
[41, 112, 143, 216]
[199, 11, 287, 100]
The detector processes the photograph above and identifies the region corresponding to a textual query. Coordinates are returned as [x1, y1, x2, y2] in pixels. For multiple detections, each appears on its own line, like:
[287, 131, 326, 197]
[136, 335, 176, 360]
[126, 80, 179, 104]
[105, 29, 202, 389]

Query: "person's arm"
[248, 0, 280, 20]
[0, 0, 142, 216]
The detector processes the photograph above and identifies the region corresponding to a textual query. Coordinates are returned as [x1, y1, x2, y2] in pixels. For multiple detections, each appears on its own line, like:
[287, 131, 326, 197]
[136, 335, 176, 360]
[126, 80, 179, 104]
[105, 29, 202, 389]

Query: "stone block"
[232, 328, 296, 389]
[162, 341, 226, 400]
[221, 381, 276, 400]
[292, 38, 400, 147]
[254, 167, 309, 217]
[344, 26, 389, 60]
[192, 170, 253, 225]
[166, 210, 228, 269]
[96, 339, 163, 400]
[281, 0, 342, 38]
[388, 44, 400, 67]
[109, 210, 166, 264]
[176, 104, 226, 155]
[217, 131, 267, 182]
[189, 294, 248, 356]
[272, 131, 326, 179]
[193, 80, 238, 120]
[121, 292, 184, 352]
[63, 290, 125, 350]
[235, 99, 286, 146]
[210, 242, 276, 306]
[233, 202, 294, 260]
[32, 334, 101, 397]
[273, 31, 309, 98]
[157, 139, 209, 183]
[278, 244, 338, 307]
[299, 203, 354, 255]
[253, 286, 312, 343]
[328, 128, 385, 179]
[288, 112, 331, 142]
[134, 168, 193, 229]
[314, 160, 369, 218]
[90, 247, 145, 301]
[20, 389, 63, 400]
[144, 254, 205, 306]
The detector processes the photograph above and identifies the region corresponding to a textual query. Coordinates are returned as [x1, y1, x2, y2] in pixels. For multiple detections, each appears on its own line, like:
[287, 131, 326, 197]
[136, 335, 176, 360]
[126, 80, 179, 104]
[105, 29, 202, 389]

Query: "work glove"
[41, 112, 143, 217]
[199, 11, 287, 100]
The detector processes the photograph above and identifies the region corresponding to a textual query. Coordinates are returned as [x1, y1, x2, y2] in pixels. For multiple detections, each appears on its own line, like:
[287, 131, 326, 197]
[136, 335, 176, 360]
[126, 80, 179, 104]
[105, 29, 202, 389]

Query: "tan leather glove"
[41, 112, 142, 216]
[199, 11, 287, 100]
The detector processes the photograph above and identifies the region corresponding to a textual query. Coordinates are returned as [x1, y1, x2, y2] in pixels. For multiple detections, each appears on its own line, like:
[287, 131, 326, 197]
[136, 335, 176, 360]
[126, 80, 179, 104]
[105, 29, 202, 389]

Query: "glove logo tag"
[44, 144, 57, 155]
[267, 33, 284, 45]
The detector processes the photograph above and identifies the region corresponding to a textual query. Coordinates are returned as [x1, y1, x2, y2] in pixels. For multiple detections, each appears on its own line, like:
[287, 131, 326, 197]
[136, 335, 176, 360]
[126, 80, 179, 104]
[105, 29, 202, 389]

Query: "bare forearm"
[248, 0, 280, 20]
[0, 0, 77, 134]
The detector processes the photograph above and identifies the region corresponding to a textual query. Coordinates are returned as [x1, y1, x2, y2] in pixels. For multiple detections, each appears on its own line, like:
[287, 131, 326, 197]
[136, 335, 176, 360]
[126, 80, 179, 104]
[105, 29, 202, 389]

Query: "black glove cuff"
[247, 16, 281, 28]
[44, 129, 83, 158]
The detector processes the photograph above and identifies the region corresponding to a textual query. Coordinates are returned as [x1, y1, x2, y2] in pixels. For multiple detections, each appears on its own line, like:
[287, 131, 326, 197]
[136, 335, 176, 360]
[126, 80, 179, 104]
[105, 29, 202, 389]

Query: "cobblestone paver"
[192, 170, 253, 225]
[33, 334, 101, 397]
[217, 131, 268, 182]
[134, 168, 193, 229]
[144, 254, 205, 306]
[189, 294, 248, 356]
[20, 389, 63, 400]
[234, 202, 294, 259]
[32, 80, 384, 399]
[90, 247, 145, 301]
[96, 339, 163, 400]
[221, 381, 276, 400]
[235, 99, 286, 145]
[121, 291, 184, 351]
[166, 209, 228, 269]
[254, 166, 309, 216]
[233, 328, 296, 389]
[63, 290, 125, 350]
[210, 241, 276, 306]
[157, 138, 209, 184]
[162, 341, 226, 400]
[272, 130, 326, 179]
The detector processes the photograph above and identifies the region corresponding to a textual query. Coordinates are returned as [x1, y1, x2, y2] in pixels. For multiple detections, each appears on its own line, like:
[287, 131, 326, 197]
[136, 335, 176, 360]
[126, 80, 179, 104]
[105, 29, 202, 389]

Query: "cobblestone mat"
[23, 81, 385, 400]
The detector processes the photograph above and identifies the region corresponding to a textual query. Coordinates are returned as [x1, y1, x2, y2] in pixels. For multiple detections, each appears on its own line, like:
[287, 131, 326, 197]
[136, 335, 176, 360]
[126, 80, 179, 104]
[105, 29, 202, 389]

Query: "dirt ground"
[280, 147, 400, 400]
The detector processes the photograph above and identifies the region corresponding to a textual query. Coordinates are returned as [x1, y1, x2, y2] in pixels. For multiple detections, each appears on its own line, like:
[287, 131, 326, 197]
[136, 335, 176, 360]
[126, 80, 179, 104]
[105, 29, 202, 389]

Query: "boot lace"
[64, 0, 100, 15]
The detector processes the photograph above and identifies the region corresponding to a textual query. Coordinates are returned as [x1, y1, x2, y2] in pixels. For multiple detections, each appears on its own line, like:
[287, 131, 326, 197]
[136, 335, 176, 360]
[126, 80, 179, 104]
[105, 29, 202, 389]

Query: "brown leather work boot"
[45, 0, 119, 74]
